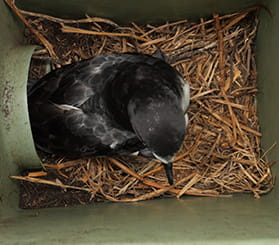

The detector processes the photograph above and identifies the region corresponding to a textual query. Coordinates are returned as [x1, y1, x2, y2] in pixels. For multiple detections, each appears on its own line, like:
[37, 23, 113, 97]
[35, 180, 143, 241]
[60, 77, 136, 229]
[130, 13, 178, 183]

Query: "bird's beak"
[163, 162, 174, 185]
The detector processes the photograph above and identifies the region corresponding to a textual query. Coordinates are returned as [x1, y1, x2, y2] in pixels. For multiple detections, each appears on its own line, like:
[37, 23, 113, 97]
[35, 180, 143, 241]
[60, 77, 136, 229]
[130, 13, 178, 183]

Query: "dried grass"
[7, 1, 275, 204]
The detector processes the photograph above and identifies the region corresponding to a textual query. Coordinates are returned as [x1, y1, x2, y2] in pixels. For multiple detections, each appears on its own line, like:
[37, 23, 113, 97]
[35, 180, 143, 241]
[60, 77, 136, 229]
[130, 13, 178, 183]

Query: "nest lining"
[6, 1, 275, 208]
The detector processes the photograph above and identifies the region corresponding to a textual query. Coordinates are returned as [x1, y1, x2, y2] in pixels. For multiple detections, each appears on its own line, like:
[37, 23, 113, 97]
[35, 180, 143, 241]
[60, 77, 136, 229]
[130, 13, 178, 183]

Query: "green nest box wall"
[0, 0, 279, 244]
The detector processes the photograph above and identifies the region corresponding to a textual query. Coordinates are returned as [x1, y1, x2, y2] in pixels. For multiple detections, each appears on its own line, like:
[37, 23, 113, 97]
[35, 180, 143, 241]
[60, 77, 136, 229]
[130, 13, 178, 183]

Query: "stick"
[61, 24, 150, 42]
[10, 176, 91, 192]
[20, 10, 119, 26]
[214, 14, 225, 88]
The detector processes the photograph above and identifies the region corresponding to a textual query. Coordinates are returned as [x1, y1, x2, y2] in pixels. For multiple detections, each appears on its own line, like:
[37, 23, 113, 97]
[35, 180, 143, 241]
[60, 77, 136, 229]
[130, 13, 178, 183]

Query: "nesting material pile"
[7, 1, 275, 208]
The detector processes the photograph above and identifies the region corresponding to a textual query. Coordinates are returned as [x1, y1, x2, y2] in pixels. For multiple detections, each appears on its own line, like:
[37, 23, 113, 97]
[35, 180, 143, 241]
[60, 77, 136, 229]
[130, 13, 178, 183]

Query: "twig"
[20, 10, 119, 26]
[10, 176, 91, 192]
[28, 171, 47, 177]
[61, 24, 150, 42]
[214, 13, 225, 88]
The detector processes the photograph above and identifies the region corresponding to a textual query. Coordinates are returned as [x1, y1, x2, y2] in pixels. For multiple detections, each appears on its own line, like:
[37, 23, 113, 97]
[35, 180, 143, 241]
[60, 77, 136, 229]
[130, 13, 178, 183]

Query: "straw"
[7, 3, 275, 207]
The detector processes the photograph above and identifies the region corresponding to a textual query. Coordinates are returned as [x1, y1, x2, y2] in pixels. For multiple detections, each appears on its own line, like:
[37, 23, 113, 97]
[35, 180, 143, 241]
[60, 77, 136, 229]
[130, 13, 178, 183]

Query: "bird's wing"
[28, 56, 110, 107]
[30, 102, 138, 156]
[181, 81, 190, 113]
[28, 53, 161, 108]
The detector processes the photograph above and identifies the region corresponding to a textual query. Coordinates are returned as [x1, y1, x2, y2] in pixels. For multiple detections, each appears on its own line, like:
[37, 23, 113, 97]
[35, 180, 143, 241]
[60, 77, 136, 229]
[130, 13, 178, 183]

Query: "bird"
[27, 50, 190, 185]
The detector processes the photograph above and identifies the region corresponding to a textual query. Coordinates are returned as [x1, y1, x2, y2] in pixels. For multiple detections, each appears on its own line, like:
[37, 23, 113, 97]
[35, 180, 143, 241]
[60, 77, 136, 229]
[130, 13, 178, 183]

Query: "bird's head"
[128, 95, 186, 185]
